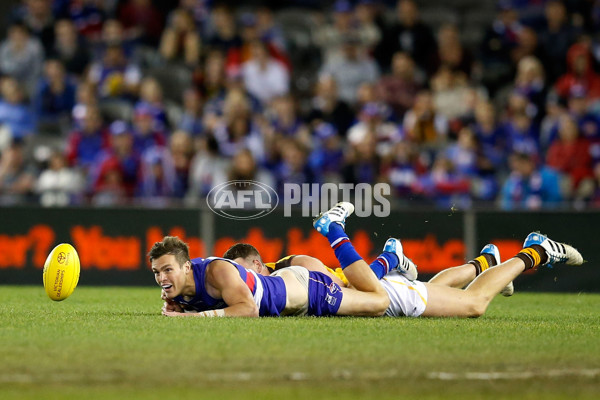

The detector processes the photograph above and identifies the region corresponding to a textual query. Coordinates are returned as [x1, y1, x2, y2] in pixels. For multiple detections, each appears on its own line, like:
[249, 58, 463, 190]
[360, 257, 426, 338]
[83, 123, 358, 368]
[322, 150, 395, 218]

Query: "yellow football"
[42, 243, 80, 301]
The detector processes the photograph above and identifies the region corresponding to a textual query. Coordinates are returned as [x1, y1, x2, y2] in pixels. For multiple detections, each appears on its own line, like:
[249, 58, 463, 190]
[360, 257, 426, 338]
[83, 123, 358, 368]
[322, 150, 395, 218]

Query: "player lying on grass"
[150, 218, 392, 317]
[223, 203, 515, 318]
[306, 202, 583, 317]
[225, 238, 513, 299]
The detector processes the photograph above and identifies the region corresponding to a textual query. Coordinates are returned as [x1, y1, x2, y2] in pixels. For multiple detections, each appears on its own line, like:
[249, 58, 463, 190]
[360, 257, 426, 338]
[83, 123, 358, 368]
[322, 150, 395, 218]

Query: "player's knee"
[371, 293, 390, 316]
[466, 296, 489, 318]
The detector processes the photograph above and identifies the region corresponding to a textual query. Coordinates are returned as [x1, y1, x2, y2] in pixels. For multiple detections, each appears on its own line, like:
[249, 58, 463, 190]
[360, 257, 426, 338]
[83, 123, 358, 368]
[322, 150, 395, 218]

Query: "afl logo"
[57, 252, 66, 264]
[206, 180, 279, 220]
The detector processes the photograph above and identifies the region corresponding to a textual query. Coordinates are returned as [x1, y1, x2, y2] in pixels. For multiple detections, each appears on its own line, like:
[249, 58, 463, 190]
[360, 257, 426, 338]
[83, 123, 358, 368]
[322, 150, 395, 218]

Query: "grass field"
[1, 286, 599, 399]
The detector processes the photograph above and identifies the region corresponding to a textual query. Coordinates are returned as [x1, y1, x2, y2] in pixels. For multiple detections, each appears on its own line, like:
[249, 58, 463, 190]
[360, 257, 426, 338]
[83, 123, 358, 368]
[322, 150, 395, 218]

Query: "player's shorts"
[271, 266, 343, 316]
[307, 271, 343, 316]
[271, 266, 309, 316]
[380, 270, 428, 317]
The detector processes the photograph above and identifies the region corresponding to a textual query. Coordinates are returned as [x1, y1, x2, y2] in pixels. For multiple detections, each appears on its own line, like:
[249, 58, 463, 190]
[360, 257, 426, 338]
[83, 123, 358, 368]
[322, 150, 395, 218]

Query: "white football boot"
[523, 232, 584, 266]
[383, 238, 418, 281]
[313, 202, 355, 236]
[480, 244, 514, 297]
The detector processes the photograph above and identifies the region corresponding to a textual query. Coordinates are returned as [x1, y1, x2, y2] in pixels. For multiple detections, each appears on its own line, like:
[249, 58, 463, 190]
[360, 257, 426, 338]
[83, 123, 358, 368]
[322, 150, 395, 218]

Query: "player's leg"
[422, 233, 583, 317]
[369, 238, 418, 281]
[313, 202, 390, 315]
[429, 244, 514, 296]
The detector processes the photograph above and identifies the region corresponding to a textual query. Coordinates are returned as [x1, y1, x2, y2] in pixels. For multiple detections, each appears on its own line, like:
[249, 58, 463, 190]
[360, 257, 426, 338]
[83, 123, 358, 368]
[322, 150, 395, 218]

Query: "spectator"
[0, 77, 36, 140]
[169, 130, 194, 197]
[87, 44, 142, 100]
[199, 49, 227, 101]
[255, 6, 287, 54]
[203, 70, 262, 132]
[434, 23, 474, 77]
[36, 150, 83, 206]
[20, 0, 55, 55]
[265, 95, 310, 141]
[65, 106, 109, 170]
[538, 0, 580, 82]
[131, 105, 167, 154]
[355, 82, 388, 115]
[64, 0, 105, 42]
[187, 136, 229, 200]
[314, 0, 379, 64]
[546, 114, 593, 191]
[319, 36, 380, 105]
[503, 112, 539, 157]
[72, 81, 99, 130]
[241, 40, 290, 105]
[205, 4, 242, 54]
[376, 52, 423, 119]
[415, 155, 472, 209]
[343, 135, 381, 184]
[179, 89, 204, 136]
[479, 2, 522, 93]
[567, 85, 600, 142]
[137, 145, 177, 200]
[374, 0, 436, 72]
[430, 67, 484, 121]
[135, 77, 168, 131]
[50, 19, 90, 77]
[501, 150, 563, 210]
[510, 26, 548, 66]
[89, 120, 141, 198]
[513, 56, 547, 123]
[471, 101, 506, 168]
[307, 122, 345, 183]
[33, 59, 77, 126]
[307, 75, 354, 136]
[159, 8, 201, 67]
[0, 22, 44, 95]
[384, 141, 421, 197]
[274, 138, 316, 193]
[0, 139, 37, 205]
[226, 12, 291, 74]
[96, 19, 136, 60]
[212, 88, 265, 162]
[117, 0, 164, 46]
[554, 42, 600, 102]
[354, 0, 383, 52]
[169, 0, 212, 36]
[227, 148, 274, 186]
[403, 90, 448, 148]
[347, 102, 402, 158]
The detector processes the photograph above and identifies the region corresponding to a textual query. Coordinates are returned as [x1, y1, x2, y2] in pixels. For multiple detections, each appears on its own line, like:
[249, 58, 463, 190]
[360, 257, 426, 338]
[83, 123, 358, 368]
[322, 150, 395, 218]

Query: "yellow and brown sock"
[515, 245, 548, 270]
[469, 253, 497, 276]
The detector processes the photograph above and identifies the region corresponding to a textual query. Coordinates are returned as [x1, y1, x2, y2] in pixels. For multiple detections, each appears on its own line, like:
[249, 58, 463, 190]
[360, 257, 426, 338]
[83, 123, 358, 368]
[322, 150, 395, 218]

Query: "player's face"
[151, 254, 189, 298]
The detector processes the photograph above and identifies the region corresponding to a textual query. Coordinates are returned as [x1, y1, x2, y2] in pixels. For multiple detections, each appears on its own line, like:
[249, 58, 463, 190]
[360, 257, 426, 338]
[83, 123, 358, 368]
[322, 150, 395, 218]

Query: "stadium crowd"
[1, 0, 600, 210]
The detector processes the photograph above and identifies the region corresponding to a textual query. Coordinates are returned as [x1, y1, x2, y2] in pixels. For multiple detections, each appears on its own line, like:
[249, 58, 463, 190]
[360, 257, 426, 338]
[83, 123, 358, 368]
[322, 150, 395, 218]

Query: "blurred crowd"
[2, 0, 600, 210]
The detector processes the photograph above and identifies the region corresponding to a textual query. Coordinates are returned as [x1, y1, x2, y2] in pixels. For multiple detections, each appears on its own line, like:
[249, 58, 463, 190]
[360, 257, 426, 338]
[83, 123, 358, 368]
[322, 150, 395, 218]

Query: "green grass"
[1, 286, 599, 399]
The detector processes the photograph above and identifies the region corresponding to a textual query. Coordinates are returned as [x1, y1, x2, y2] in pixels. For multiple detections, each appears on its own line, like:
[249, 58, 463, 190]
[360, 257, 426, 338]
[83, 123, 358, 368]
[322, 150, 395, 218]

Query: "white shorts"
[380, 270, 428, 317]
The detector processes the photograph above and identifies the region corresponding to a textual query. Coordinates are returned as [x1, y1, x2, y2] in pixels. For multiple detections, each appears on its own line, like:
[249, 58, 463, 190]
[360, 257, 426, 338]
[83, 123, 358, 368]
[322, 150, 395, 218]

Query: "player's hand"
[162, 301, 184, 314]
[162, 309, 185, 317]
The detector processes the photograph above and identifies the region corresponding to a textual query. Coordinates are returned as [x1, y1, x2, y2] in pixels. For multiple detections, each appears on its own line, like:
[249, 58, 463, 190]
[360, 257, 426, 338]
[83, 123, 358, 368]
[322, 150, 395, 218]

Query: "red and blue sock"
[369, 252, 399, 279]
[326, 223, 362, 269]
